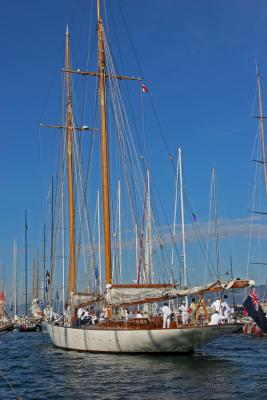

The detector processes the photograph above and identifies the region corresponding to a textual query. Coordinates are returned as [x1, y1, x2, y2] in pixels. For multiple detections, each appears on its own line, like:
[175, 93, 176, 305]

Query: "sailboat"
[43, 0, 253, 353]
[0, 293, 13, 333]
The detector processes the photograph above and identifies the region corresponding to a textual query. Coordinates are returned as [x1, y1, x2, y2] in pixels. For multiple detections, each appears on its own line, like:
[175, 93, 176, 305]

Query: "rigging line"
[148, 180, 184, 282]
[117, 0, 144, 80]
[73, 134, 96, 281]
[76, 25, 97, 139]
[183, 191, 217, 278]
[103, 28, 181, 280]
[103, 27, 148, 195]
[250, 78, 258, 118]
[68, 0, 83, 30]
[73, 132, 88, 288]
[104, 35, 144, 232]
[248, 126, 260, 206]
[38, 126, 45, 225]
[48, 120, 67, 304]
[107, 1, 148, 167]
[68, 92, 98, 278]
[0, 368, 23, 400]
[72, 124, 97, 279]
[92, 192, 100, 290]
[205, 170, 213, 284]
[145, 179, 179, 282]
[108, 82, 173, 282]
[212, 168, 221, 280]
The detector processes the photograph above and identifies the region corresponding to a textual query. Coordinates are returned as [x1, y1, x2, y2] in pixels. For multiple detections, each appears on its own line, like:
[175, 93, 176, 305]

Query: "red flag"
[141, 84, 148, 93]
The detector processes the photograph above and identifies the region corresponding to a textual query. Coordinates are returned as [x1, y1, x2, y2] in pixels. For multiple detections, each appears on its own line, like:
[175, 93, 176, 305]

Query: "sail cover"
[105, 279, 254, 307]
[105, 284, 178, 306]
[71, 292, 103, 307]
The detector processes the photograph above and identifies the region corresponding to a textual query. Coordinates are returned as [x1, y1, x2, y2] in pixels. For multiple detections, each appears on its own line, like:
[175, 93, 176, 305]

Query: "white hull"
[44, 323, 241, 353]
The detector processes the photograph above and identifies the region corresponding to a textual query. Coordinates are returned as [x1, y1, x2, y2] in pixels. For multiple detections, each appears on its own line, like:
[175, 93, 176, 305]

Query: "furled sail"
[105, 284, 178, 306]
[71, 292, 104, 307]
[105, 279, 254, 307]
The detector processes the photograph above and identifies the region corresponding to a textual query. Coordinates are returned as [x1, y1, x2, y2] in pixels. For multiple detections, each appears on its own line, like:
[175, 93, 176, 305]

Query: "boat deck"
[80, 317, 207, 330]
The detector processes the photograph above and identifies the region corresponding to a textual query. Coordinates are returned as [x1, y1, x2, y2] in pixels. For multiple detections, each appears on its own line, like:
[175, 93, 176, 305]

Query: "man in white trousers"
[162, 303, 171, 328]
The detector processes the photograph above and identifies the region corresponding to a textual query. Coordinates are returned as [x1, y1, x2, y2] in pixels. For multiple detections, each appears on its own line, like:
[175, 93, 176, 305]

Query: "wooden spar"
[62, 68, 142, 81]
[97, 0, 112, 285]
[39, 123, 97, 131]
[111, 283, 177, 289]
[256, 64, 267, 203]
[65, 27, 76, 295]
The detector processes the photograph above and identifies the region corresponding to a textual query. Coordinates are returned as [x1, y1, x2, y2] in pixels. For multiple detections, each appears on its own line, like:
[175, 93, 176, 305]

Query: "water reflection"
[1, 332, 267, 400]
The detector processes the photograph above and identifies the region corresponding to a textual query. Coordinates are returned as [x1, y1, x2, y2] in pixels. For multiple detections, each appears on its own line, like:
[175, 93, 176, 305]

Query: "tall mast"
[50, 176, 54, 273]
[24, 209, 28, 316]
[61, 178, 65, 310]
[178, 147, 187, 304]
[33, 249, 39, 299]
[171, 149, 179, 282]
[65, 26, 76, 294]
[13, 239, 17, 316]
[43, 224, 46, 303]
[97, 0, 112, 285]
[211, 168, 220, 280]
[256, 63, 267, 202]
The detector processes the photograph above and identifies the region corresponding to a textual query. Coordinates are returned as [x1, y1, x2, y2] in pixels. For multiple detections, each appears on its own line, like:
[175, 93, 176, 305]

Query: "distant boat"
[16, 322, 42, 333]
[44, 0, 253, 353]
[0, 299, 14, 333]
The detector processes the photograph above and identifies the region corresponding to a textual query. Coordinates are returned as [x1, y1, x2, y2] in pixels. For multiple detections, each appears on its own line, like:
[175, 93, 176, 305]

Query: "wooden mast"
[65, 27, 76, 295]
[97, 0, 112, 285]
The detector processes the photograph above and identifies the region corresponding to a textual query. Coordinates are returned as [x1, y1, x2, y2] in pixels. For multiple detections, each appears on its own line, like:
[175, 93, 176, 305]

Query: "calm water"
[1, 330, 267, 399]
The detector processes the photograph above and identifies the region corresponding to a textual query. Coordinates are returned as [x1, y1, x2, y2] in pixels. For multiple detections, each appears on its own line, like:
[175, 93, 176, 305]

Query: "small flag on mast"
[141, 84, 148, 93]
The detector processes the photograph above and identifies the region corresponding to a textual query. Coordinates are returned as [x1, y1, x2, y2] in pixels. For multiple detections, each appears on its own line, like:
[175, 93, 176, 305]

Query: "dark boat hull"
[0, 324, 14, 333]
[17, 323, 42, 332]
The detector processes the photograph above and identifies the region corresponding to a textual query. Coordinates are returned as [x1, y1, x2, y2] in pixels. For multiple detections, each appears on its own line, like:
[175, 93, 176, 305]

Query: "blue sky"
[1, 0, 267, 295]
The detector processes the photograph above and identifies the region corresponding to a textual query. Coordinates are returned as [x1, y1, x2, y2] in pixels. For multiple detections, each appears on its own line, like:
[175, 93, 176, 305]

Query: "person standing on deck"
[208, 310, 222, 325]
[162, 303, 171, 328]
[189, 298, 196, 322]
[211, 297, 222, 315]
[180, 301, 189, 324]
[221, 295, 231, 323]
[77, 306, 84, 328]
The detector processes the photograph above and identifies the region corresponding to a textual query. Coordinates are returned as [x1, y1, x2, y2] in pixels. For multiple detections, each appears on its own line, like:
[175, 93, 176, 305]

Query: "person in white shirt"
[81, 309, 90, 324]
[180, 302, 189, 325]
[221, 295, 231, 323]
[208, 310, 222, 325]
[162, 303, 171, 328]
[77, 306, 84, 328]
[211, 297, 222, 314]
[136, 311, 143, 318]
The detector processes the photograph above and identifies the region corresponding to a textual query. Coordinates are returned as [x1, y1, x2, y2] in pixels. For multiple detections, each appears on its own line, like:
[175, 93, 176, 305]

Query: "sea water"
[0, 330, 266, 399]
